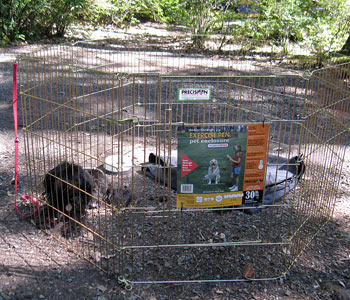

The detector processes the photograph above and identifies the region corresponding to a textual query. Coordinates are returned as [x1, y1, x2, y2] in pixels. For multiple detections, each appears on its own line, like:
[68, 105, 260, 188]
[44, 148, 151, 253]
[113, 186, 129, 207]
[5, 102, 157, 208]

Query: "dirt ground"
[0, 26, 349, 300]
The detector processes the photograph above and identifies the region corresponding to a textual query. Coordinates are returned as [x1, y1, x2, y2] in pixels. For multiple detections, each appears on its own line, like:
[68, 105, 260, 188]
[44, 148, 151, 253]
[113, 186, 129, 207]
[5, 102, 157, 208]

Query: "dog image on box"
[205, 159, 221, 184]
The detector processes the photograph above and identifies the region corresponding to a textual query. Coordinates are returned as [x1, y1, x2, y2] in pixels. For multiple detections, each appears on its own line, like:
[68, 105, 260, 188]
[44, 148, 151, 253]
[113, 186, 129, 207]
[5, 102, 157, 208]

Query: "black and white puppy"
[205, 159, 220, 184]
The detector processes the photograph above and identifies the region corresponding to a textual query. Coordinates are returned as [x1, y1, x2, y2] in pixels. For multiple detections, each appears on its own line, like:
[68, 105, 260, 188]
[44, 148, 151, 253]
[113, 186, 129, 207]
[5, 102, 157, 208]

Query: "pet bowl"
[104, 154, 132, 174]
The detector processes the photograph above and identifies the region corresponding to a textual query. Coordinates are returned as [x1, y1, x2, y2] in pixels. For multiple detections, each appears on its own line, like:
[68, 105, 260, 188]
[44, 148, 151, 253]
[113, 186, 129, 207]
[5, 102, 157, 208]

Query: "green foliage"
[301, 0, 350, 65]
[179, 0, 235, 49]
[0, 0, 90, 43]
[157, 0, 186, 24]
[85, 0, 234, 49]
[48, 0, 89, 37]
[107, 0, 152, 24]
[256, 0, 305, 42]
[92, 0, 186, 26]
[0, 0, 29, 43]
[1, 0, 349, 64]
[81, 0, 133, 27]
[227, 0, 350, 65]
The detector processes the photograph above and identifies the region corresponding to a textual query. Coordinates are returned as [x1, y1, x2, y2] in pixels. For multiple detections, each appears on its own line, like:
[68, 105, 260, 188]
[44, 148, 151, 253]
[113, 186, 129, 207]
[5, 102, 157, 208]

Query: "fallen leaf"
[215, 289, 224, 295]
[96, 284, 107, 292]
[243, 263, 255, 279]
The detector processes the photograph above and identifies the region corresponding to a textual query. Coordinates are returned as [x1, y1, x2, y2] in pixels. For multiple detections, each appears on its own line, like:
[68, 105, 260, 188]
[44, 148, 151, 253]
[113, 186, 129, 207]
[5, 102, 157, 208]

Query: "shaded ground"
[0, 25, 349, 300]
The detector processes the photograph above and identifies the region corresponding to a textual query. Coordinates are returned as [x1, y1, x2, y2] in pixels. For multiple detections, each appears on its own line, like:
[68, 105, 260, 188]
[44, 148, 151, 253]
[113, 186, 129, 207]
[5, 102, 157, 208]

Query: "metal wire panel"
[18, 43, 350, 283]
[288, 64, 350, 264]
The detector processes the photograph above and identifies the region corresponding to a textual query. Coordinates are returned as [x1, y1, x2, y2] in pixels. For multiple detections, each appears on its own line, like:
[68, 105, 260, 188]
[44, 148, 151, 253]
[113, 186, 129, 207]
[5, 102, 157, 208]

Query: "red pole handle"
[13, 63, 40, 218]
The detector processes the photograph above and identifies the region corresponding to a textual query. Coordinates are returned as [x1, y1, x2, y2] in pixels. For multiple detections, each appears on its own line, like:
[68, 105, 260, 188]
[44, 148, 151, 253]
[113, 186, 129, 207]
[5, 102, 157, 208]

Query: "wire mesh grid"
[17, 41, 350, 283]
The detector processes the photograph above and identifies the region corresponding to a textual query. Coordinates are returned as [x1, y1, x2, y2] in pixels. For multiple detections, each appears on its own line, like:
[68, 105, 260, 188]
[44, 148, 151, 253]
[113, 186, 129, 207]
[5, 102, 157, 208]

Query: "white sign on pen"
[178, 88, 211, 101]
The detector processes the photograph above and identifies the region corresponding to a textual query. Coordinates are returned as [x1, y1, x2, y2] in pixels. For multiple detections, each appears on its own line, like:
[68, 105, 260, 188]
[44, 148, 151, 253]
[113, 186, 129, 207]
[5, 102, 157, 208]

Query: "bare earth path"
[0, 30, 349, 299]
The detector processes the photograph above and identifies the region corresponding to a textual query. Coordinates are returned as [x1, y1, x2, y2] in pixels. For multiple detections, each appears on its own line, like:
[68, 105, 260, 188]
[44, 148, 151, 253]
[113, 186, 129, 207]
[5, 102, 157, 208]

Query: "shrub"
[0, 0, 90, 43]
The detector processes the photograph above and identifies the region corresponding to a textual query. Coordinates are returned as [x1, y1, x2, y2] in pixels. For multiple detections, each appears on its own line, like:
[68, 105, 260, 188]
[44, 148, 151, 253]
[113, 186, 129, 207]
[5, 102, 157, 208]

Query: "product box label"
[177, 124, 270, 208]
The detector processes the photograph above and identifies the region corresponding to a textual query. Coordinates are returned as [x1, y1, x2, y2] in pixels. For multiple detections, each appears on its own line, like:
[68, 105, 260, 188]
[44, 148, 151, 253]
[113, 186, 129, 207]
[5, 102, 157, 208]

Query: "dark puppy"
[43, 161, 93, 234]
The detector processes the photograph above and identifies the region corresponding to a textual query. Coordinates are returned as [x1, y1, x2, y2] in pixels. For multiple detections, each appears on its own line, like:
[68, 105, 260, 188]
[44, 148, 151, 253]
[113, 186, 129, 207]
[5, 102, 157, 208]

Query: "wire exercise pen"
[17, 41, 350, 284]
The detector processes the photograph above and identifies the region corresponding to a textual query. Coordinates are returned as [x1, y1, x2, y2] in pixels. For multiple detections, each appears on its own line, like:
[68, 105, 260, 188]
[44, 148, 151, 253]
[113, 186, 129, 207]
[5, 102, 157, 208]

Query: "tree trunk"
[341, 34, 350, 54]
